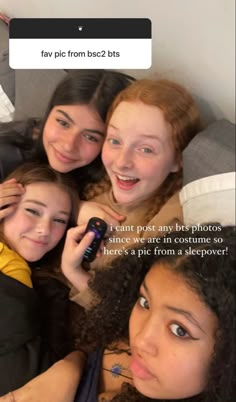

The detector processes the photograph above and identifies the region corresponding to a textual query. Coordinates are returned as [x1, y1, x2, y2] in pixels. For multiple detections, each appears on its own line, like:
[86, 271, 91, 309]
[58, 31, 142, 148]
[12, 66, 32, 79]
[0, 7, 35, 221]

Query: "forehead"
[109, 101, 171, 136]
[145, 264, 218, 330]
[20, 182, 71, 208]
[145, 264, 195, 299]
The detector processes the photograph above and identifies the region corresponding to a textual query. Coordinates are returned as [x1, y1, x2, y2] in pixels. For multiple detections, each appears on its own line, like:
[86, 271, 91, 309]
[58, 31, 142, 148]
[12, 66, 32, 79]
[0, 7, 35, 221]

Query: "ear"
[170, 155, 182, 173]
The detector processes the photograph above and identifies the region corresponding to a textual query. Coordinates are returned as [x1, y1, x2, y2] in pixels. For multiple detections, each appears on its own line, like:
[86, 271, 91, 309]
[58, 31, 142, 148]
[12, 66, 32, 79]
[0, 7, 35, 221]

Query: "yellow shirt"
[0, 242, 33, 288]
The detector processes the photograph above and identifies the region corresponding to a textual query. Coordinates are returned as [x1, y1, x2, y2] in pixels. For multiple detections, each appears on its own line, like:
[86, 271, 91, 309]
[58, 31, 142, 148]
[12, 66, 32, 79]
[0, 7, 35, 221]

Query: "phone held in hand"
[83, 217, 107, 262]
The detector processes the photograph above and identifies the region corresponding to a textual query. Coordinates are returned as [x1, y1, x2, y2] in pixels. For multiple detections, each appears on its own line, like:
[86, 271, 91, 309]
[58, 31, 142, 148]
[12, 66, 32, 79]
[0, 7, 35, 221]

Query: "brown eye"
[170, 323, 189, 338]
[56, 119, 70, 128]
[84, 133, 99, 143]
[138, 295, 149, 310]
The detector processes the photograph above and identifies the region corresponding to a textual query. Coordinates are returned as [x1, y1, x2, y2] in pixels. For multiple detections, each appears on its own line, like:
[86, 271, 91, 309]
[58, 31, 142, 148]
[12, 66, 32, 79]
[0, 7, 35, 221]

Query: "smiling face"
[3, 182, 71, 261]
[43, 104, 105, 173]
[129, 264, 218, 399]
[102, 101, 179, 205]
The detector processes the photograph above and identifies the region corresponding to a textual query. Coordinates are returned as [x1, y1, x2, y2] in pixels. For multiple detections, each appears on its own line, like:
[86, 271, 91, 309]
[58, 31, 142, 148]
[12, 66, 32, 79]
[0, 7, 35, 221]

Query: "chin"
[21, 253, 44, 262]
[50, 162, 70, 173]
[133, 379, 158, 399]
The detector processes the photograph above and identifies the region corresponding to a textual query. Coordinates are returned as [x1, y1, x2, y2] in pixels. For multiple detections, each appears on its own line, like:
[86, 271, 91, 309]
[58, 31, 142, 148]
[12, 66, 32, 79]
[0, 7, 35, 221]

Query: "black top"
[74, 349, 103, 402]
[0, 272, 72, 395]
[0, 143, 25, 182]
[0, 273, 48, 395]
[0, 121, 36, 182]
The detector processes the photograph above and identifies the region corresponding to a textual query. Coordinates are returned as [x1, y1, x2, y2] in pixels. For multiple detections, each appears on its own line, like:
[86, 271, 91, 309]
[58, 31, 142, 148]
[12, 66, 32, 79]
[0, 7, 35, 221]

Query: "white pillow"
[179, 172, 236, 226]
[0, 85, 15, 122]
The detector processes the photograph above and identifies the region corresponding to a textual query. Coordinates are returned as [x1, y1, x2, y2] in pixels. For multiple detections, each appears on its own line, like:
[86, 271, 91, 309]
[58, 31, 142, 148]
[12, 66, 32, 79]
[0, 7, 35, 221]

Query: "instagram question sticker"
[9, 18, 152, 69]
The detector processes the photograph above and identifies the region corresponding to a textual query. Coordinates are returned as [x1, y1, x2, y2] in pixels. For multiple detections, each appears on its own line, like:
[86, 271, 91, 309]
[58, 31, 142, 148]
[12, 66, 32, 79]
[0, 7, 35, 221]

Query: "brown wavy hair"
[86, 79, 202, 221]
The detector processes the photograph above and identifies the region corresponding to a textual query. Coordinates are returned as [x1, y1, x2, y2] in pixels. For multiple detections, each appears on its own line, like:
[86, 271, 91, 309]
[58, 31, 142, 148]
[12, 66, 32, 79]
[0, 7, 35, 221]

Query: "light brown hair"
[0, 163, 79, 267]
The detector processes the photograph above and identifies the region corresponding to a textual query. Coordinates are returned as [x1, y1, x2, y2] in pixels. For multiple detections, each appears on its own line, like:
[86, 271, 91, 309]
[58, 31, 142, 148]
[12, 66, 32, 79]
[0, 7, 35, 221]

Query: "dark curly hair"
[73, 225, 235, 402]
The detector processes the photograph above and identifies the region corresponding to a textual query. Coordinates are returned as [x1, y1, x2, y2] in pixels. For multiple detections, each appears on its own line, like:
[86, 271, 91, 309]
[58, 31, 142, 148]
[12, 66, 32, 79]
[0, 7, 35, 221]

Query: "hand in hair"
[0, 179, 25, 221]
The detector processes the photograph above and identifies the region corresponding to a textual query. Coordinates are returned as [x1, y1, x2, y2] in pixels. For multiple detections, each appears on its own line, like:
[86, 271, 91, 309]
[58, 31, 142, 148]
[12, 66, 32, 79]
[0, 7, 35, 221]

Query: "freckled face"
[43, 104, 105, 173]
[3, 182, 71, 261]
[102, 101, 179, 205]
[129, 265, 218, 399]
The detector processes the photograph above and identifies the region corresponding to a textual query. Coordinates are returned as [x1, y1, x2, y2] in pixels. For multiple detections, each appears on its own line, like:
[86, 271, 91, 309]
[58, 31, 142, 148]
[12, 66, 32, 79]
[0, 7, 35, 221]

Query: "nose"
[36, 219, 51, 237]
[115, 148, 134, 170]
[61, 131, 79, 152]
[134, 318, 158, 357]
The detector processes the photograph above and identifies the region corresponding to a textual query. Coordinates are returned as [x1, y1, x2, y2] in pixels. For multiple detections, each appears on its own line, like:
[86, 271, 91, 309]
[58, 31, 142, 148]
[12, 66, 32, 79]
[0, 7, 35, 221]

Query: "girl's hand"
[0, 179, 24, 221]
[61, 225, 96, 291]
[0, 351, 85, 402]
[78, 201, 125, 231]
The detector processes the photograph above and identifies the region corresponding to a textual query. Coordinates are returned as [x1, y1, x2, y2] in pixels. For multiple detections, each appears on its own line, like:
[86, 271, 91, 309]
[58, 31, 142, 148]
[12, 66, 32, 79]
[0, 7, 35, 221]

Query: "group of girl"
[0, 69, 235, 401]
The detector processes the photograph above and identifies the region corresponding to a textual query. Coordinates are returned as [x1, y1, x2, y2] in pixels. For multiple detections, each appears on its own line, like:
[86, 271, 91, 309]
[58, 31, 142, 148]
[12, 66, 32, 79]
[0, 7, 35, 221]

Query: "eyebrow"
[56, 109, 105, 136]
[24, 199, 70, 216]
[142, 279, 205, 333]
[108, 124, 163, 143]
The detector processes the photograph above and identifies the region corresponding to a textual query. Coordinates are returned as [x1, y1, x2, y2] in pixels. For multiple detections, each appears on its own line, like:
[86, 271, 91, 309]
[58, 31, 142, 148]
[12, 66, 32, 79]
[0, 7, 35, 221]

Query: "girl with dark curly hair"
[4, 225, 234, 402]
[65, 224, 235, 402]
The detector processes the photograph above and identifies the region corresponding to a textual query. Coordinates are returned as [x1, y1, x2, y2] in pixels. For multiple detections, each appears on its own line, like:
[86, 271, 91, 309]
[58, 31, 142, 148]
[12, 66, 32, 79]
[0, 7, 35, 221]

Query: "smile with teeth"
[115, 173, 140, 189]
[116, 174, 139, 182]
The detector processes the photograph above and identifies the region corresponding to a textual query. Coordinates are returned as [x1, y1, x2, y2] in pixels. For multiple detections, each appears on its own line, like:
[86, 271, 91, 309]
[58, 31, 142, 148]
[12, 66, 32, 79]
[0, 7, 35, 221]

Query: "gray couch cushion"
[14, 69, 67, 120]
[0, 20, 15, 104]
[182, 119, 236, 185]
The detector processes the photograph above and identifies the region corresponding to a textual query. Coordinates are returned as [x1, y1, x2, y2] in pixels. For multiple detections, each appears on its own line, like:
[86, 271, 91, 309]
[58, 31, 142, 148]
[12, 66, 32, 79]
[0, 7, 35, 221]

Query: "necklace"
[102, 362, 133, 380]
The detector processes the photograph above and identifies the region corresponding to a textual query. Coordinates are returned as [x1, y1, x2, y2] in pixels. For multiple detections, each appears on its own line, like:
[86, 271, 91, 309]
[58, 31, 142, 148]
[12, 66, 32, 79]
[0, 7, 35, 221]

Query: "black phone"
[83, 217, 107, 262]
